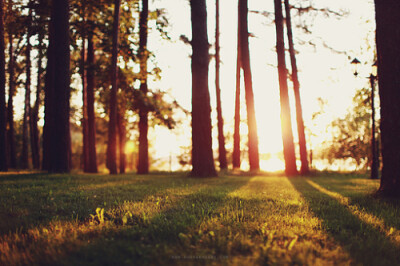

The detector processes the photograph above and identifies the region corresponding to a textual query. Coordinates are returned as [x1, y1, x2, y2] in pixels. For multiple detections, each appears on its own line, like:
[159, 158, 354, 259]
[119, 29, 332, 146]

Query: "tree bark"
[42, 4, 55, 171]
[284, 0, 309, 175]
[22, 13, 32, 170]
[375, 0, 400, 196]
[215, 0, 227, 170]
[137, 0, 149, 174]
[274, 0, 298, 176]
[30, 22, 44, 170]
[117, 110, 126, 174]
[86, 31, 98, 173]
[81, 9, 89, 172]
[43, 0, 71, 173]
[239, 0, 259, 171]
[106, 0, 121, 174]
[25, 4, 40, 170]
[0, 0, 7, 171]
[6, 4, 16, 169]
[232, 8, 241, 169]
[190, 0, 217, 177]
[80, 0, 89, 173]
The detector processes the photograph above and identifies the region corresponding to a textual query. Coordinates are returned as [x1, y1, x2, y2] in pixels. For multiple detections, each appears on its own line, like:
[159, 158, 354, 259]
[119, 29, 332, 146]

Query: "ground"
[0, 171, 399, 265]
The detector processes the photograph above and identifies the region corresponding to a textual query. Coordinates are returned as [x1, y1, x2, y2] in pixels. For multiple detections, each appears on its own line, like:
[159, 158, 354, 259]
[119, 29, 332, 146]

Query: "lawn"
[1, 171, 399, 265]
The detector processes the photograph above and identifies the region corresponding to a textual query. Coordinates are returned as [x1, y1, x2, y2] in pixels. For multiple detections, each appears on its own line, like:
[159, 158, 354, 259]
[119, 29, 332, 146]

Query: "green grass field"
[1, 172, 399, 265]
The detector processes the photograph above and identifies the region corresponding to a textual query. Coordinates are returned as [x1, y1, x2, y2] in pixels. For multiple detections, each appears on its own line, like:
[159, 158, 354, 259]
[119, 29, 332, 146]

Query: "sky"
[145, 0, 376, 171]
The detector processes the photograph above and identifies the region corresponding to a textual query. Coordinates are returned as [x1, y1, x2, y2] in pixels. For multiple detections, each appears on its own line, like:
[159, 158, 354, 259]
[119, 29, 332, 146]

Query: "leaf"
[288, 236, 298, 250]
[122, 215, 128, 225]
[178, 233, 188, 240]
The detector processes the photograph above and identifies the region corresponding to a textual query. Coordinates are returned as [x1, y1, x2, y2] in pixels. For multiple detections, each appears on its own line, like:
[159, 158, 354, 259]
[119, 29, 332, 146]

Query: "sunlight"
[306, 179, 400, 244]
[124, 140, 136, 154]
[260, 156, 285, 172]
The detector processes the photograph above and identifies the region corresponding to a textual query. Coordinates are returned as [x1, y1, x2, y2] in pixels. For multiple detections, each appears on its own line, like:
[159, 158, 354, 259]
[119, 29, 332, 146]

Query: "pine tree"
[43, 0, 71, 173]
[215, 0, 227, 170]
[232, 4, 241, 169]
[284, 0, 309, 175]
[239, 0, 259, 171]
[190, 0, 217, 177]
[137, 0, 149, 174]
[0, 0, 7, 171]
[375, 0, 400, 197]
[274, 0, 298, 176]
[106, 0, 121, 174]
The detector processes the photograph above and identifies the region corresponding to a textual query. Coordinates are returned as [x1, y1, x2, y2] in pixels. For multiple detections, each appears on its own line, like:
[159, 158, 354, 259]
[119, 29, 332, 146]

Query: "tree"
[321, 88, 374, 169]
[0, 0, 7, 171]
[189, 0, 216, 177]
[232, 5, 241, 169]
[30, 0, 46, 170]
[43, 0, 71, 173]
[284, 0, 309, 175]
[21, 11, 31, 169]
[375, 0, 400, 196]
[117, 110, 126, 173]
[21, 7, 32, 169]
[80, 1, 89, 172]
[6, 0, 17, 169]
[274, 0, 297, 176]
[42, 7, 54, 171]
[86, 30, 98, 173]
[214, 0, 227, 170]
[239, 0, 259, 171]
[137, 0, 149, 174]
[106, 0, 121, 174]
[70, 0, 98, 173]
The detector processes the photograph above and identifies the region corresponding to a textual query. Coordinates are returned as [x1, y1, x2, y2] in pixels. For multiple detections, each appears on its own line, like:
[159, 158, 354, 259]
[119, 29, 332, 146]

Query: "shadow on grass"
[0, 173, 209, 235]
[309, 177, 400, 234]
[289, 177, 400, 266]
[53, 177, 251, 265]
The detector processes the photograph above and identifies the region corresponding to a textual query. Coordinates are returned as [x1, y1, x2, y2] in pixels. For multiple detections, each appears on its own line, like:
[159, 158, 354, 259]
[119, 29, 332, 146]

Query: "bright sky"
[147, 0, 376, 171]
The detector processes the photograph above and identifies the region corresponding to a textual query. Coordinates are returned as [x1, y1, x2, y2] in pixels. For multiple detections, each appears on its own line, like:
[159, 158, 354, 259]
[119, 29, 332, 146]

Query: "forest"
[1, 0, 400, 265]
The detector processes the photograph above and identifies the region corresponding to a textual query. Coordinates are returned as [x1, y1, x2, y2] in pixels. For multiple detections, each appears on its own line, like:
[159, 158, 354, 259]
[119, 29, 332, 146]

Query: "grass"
[0, 171, 400, 265]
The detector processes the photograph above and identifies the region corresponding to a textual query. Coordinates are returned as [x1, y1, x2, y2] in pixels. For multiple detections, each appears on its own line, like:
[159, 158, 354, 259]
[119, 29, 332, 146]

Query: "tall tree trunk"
[232, 6, 242, 169]
[7, 8, 16, 169]
[137, 0, 149, 174]
[117, 111, 126, 174]
[43, 0, 71, 173]
[86, 31, 98, 173]
[0, 0, 7, 171]
[80, 0, 90, 172]
[190, 0, 217, 177]
[26, 5, 40, 170]
[22, 16, 32, 170]
[215, 0, 227, 170]
[42, 5, 55, 171]
[232, 8, 241, 169]
[30, 25, 44, 170]
[81, 16, 89, 172]
[375, 0, 400, 197]
[239, 0, 259, 171]
[106, 0, 121, 174]
[274, 0, 298, 176]
[284, 0, 309, 175]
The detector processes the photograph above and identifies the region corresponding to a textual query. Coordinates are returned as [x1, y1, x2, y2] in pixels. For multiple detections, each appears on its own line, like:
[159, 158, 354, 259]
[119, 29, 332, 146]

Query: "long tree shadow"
[51, 176, 252, 265]
[289, 177, 400, 266]
[310, 176, 400, 233]
[0, 173, 210, 234]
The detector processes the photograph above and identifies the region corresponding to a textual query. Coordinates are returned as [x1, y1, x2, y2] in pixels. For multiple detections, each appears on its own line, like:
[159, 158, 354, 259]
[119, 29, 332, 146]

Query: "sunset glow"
[141, 0, 376, 171]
